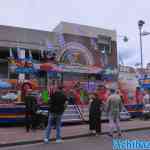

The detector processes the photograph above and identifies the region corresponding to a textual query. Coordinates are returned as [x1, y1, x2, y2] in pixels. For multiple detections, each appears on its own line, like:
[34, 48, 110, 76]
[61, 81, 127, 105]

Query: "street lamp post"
[117, 35, 128, 66]
[138, 20, 145, 70]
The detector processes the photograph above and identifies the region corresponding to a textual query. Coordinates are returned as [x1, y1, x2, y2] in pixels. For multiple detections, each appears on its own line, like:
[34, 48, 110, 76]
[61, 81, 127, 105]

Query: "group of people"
[24, 85, 124, 144]
[89, 88, 123, 137]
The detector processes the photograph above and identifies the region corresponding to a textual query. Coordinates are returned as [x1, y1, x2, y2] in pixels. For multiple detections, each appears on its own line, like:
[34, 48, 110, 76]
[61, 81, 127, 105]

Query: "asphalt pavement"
[2, 129, 150, 150]
[1, 135, 112, 150]
[1, 119, 150, 150]
[2, 119, 150, 147]
[0, 130, 150, 150]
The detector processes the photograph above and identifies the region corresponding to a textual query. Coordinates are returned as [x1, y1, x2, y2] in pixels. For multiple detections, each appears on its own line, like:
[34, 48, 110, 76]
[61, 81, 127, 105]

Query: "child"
[89, 93, 102, 135]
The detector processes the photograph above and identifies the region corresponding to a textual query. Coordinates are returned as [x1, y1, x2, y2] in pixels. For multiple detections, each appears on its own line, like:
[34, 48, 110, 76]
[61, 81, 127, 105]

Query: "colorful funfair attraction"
[0, 22, 144, 125]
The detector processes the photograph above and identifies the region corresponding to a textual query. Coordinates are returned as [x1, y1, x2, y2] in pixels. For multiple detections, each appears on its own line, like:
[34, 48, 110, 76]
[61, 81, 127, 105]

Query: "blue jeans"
[44, 113, 62, 140]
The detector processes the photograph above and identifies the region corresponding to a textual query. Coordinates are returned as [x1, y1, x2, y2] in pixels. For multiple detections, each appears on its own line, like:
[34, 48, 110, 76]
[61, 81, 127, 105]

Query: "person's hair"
[110, 89, 115, 94]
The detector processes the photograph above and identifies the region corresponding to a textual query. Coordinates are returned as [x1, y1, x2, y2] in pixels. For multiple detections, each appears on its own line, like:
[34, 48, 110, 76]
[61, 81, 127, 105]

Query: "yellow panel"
[144, 79, 150, 84]
[0, 115, 16, 118]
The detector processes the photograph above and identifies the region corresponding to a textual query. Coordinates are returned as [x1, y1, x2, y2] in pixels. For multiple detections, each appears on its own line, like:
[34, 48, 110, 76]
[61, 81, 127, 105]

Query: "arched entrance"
[58, 42, 94, 66]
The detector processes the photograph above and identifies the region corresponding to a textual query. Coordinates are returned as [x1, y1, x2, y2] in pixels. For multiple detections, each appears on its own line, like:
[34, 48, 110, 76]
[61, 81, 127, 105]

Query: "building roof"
[0, 25, 58, 50]
[53, 21, 116, 41]
[0, 22, 117, 49]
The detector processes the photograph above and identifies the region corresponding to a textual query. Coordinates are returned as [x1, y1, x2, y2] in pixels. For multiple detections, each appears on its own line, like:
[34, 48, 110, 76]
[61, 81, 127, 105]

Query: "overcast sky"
[0, 0, 150, 67]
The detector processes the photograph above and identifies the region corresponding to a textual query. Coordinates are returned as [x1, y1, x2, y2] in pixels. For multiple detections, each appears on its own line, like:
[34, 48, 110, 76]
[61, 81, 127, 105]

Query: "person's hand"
[89, 99, 93, 103]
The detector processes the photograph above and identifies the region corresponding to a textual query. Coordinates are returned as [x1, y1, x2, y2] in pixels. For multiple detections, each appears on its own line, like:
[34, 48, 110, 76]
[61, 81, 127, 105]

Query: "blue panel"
[0, 107, 25, 114]
[125, 104, 143, 109]
[0, 118, 25, 123]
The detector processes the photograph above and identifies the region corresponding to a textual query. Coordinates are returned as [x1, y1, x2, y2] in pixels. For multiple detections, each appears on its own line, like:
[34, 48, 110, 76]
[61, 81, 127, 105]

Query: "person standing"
[24, 90, 38, 132]
[143, 90, 150, 106]
[106, 89, 123, 137]
[136, 87, 143, 104]
[89, 93, 102, 135]
[44, 86, 67, 144]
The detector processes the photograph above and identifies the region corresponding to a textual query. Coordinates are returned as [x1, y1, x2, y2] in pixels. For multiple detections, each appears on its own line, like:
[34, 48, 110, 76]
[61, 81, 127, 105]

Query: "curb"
[1, 127, 150, 148]
[0, 133, 90, 148]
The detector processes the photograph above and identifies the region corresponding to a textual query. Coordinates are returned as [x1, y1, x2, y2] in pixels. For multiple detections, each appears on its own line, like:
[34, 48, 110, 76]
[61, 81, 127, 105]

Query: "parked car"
[1, 92, 18, 101]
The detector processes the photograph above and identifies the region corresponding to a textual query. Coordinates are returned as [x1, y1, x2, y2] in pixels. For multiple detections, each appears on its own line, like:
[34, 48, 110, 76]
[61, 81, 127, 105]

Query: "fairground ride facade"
[0, 22, 118, 124]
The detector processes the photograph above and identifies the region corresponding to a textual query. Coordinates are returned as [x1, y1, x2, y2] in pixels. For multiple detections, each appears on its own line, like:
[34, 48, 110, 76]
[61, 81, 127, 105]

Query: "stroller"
[36, 109, 48, 129]
[36, 109, 58, 129]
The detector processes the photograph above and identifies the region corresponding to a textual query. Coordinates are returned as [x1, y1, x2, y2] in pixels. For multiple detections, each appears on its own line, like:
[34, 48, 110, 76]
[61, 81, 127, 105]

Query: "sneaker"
[108, 133, 113, 138]
[92, 130, 96, 134]
[56, 139, 63, 144]
[44, 138, 49, 144]
[89, 130, 96, 136]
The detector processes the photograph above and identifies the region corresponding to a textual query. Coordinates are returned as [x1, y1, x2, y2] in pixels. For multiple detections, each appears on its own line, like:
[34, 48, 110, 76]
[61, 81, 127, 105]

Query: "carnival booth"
[118, 66, 144, 117]
[0, 48, 39, 125]
[138, 77, 150, 119]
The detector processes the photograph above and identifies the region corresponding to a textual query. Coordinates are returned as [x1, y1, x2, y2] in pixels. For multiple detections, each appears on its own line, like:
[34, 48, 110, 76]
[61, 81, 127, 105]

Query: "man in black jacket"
[24, 90, 38, 132]
[44, 86, 67, 144]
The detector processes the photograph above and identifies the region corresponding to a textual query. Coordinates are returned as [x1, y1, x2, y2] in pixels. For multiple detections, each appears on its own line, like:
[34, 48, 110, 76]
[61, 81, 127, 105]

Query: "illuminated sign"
[58, 64, 102, 74]
[15, 67, 35, 74]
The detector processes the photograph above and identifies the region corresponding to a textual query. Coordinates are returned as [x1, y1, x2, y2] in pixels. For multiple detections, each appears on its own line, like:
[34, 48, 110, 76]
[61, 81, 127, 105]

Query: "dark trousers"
[25, 111, 37, 132]
[89, 115, 101, 133]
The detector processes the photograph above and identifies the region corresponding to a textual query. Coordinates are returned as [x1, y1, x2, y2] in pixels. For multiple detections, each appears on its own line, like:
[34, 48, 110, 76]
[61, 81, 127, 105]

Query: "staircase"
[62, 105, 90, 123]
[62, 105, 82, 123]
[39, 105, 88, 123]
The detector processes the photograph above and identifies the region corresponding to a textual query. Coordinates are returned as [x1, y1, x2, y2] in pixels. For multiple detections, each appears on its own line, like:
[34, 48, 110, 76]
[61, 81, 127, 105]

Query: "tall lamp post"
[138, 20, 145, 70]
[117, 35, 128, 66]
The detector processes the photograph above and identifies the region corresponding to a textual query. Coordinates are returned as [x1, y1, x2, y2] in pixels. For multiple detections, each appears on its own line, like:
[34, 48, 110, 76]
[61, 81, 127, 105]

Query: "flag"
[28, 49, 32, 60]
[9, 48, 14, 58]
[42, 90, 49, 104]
